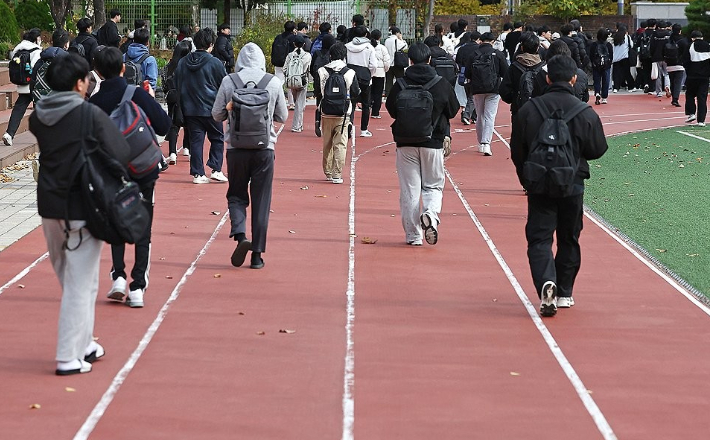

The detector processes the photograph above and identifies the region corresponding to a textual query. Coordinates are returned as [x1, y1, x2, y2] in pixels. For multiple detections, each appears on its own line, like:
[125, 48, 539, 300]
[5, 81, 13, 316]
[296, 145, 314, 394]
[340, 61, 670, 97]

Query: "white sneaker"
[557, 297, 575, 308]
[332, 177, 344, 184]
[482, 144, 492, 156]
[628, 88, 637, 93]
[686, 114, 697, 123]
[539, 281, 558, 317]
[193, 174, 209, 184]
[168, 153, 177, 165]
[601, 98, 608, 104]
[291, 127, 303, 133]
[698, 122, 706, 127]
[360, 130, 373, 137]
[107, 277, 127, 301]
[2, 132, 12, 146]
[127, 288, 144, 308]
[612, 89, 618, 93]
[182, 148, 190, 156]
[210, 170, 228, 182]
[84, 340, 105, 363]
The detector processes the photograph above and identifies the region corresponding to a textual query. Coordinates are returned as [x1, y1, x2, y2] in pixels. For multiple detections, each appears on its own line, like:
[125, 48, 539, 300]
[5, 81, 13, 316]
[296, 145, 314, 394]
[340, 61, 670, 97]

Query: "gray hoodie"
[212, 43, 288, 150]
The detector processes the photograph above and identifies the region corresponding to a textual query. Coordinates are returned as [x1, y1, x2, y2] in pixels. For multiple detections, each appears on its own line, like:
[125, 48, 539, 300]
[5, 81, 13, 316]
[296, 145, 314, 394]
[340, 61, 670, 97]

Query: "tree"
[546, 0, 595, 20]
[686, 0, 710, 37]
[49, 0, 73, 30]
[94, 0, 106, 29]
[0, 1, 20, 42]
[15, 0, 54, 32]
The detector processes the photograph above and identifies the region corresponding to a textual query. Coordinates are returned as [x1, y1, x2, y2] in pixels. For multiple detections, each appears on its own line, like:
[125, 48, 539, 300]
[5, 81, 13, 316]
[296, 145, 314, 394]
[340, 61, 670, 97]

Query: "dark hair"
[77, 18, 93, 32]
[537, 25, 550, 36]
[408, 42, 430, 64]
[570, 19, 581, 32]
[691, 30, 703, 39]
[194, 28, 215, 50]
[329, 42, 347, 61]
[319, 22, 331, 34]
[457, 19, 468, 32]
[469, 30, 481, 42]
[92, 46, 123, 79]
[284, 21, 296, 34]
[503, 22, 514, 31]
[547, 54, 577, 82]
[337, 25, 347, 36]
[525, 24, 536, 32]
[546, 39, 571, 61]
[297, 21, 307, 31]
[179, 25, 192, 37]
[450, 22, 458, 33]
[640, 21, 648, 28]
[322, 34, 336, 51]
[596, 27, 608, 42]
[672, 23, 682, 35]
[647, 18, 657, 28]
[434, 24, 444, 36]
[52, 29, 69, 48]
[134, 27, 150, 45]
[519, 31, 539, 54]
[354, 25, 367, 38]
[560, 24, 573, 36]
[23, 28, 41, 43]
[109, 9, 121, 19]
[218, 23, 230, 32]
[514, 21, 524, 29]
[135, 19, 147, 29]
[613, 26, 627, 46]
[423, 35, 440, 48]
[371, 29, 382, 46]
[46, 53, 89, 92]
[656, 20, 667, 29]
[166, 40, 192, 76]
[390, 26, 401, 35]
[352, 14, 364, 26]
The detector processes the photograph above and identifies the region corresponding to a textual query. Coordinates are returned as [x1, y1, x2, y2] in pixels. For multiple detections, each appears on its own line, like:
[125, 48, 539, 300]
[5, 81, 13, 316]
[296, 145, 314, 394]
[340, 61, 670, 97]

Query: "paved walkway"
[0, 159, 39, 251]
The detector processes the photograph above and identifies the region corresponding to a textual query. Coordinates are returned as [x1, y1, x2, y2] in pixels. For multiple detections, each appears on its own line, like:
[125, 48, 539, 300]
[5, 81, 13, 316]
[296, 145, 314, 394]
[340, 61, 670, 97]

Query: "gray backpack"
[228, 73, 273, 149]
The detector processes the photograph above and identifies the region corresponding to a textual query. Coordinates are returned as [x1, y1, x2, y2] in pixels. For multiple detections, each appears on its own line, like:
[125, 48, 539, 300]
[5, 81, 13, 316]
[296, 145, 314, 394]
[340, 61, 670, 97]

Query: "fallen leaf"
[256, 331, 266, 335]
[159, 257, 166, 260]
[510, 372, 520, 376]
[315, 194, 327, 198]
[656, 249, 667, 253]
[390, 214, 396, 217]
[65, 387, 76, 392]
[269, 210, 274, 213]
[361, 237, 378, 244]
[587, 389, 594, 394]
[288, 230, 296, 234]
[238, 312, 245, 316]
[492, 298, 498, 302]
[300, 185, 309, 190]
[211, 211, 221, 215]
[18, 284, 25, 289]
[679, 164, 685, 168]
[687, 253, 700, 257]
[29, 404, 41, 409]
[279, 329, 296, 334]
[165, 275, 173, 279]
[213, 274, 222, 278]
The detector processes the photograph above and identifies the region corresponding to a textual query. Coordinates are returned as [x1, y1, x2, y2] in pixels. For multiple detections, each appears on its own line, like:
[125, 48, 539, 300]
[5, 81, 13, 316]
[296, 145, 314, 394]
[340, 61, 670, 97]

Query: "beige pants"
[321, 116, 349, 179]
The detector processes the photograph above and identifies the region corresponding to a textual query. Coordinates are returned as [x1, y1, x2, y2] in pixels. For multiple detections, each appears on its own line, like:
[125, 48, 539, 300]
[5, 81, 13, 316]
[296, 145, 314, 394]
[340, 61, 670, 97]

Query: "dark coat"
[651, 29, 672, 62]
[510, 82, 607, 191]
[214, 33, 235, 71]
[72, 32, 98, 67]
[560, 35, 583, 68]
[572, 32, 590, 68]
[98, 20, 121, 48]
[175, 50, 227, 117]
[499, 58, 546, 115]
[684, 39, 710, 80]
[385, 63, 459, 149]
[465, 43, 509, 94]
[589, 41, 613, 71]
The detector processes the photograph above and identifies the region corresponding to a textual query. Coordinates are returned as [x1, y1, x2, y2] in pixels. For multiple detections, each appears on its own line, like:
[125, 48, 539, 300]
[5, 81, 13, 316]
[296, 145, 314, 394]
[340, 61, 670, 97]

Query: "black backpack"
[9, 47, 39, 86]
[522, 99, 589, 198]
[124, 53, 150, 86]
[391, 76, 442, 145]
[592, 42, 612, 70]
[271, 34, 290, 67]
[321, 67, 350, 116]
[431, 55, 457, 86]
[514, 63, 543, 109]
[663, 38, 679, 65]
[467, 50, 498, 94]
[68, 36, 87, 58]
[637, 33, 652, 60]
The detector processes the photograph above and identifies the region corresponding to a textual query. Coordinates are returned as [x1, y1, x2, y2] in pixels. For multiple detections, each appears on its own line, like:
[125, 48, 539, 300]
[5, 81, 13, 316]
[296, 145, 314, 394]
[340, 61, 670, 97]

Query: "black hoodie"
[385, 63, 459, 149]
[651, 28, 672, 62]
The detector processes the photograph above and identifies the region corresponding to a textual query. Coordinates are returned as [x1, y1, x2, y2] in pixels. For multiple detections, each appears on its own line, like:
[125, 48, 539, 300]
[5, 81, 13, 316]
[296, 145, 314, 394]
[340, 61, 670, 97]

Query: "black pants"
[166, 103, 188, 155]
[638, 59, 653, 91]
[111, 179, 156, 291]
[525, 193, 584, 299]
[351, 82, 371, 130]
[314, 90, 322, 127]
[226, 149, 274, 253]
[370, 76, 385, 117]
[385, 66, 404, 96]
[685, 78, 709, 123]
[669, 70, 684, 103]
[612, 59, 635, 91]
[7, 93, 32, 137]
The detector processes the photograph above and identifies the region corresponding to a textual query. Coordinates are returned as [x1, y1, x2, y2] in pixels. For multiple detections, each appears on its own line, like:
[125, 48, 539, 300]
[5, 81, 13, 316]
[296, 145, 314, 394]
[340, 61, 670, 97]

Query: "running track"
[1, 93, 709, 440]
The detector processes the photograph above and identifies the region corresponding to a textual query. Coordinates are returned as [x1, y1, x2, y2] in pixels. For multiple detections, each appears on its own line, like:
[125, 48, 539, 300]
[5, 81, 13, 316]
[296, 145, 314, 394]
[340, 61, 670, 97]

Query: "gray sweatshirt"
[212, 43, 288, 150]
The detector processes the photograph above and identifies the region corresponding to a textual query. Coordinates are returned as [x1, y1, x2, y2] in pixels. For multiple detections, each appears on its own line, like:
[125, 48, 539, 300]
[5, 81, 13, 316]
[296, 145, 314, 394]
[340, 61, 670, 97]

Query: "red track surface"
[1, 93, 709, 440]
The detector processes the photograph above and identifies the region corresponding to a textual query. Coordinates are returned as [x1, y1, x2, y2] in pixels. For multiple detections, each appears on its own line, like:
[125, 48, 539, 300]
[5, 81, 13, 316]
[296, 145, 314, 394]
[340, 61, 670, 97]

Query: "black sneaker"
[461, 117, 471, 125]
[643, 85, 650, 94]
[158, 157, 169, 173]
[315, 121, 322, 137]
[420, 212, 438, 245]
[539, 281, 558, 317]
[250, 252, 265, 269]
[231, 239, 252, 267]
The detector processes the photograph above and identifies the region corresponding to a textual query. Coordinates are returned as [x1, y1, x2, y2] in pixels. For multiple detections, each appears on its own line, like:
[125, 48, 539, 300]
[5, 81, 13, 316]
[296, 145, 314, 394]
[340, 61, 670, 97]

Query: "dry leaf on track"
[256, 331, 266, 336]
[29, 404, 41, 409]
[65, 387, 76, 392]
[213, 274, 221, 278]
[361, 237, 377, 244]
[279, 329, 296, 334]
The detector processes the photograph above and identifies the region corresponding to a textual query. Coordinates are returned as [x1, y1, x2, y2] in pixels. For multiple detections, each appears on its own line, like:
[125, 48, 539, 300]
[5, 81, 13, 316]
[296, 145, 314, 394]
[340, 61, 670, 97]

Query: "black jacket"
[684, 39, 710, 80]
[510, 82, 607, 191]
[455, 42, 479, 69]
[72, 32, 98, 67]
[589, 41, 613, 71]
[98, 20, 121, 48]
[651, 29, 672, 62]
[214, 33, 235, 71]
[667, 34, 689, 67]
[532, 67, 589, 103]
[499, 57, 546, 115]
[465, 43, 508, 94]
[572, 32, 590, 68]
[560, 35, 583, 68]
[385, 63, 459, 149]
[504, 31, 521, 60]
[175, 50, 227, 117]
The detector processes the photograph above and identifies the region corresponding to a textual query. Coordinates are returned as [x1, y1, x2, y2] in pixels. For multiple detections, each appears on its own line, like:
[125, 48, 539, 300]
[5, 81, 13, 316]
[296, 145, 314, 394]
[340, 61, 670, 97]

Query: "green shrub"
[15, 0, 54, 32]
[234, 13, 302, 74]
[0, 2, 20, 43]
[0, 42, 12, 60]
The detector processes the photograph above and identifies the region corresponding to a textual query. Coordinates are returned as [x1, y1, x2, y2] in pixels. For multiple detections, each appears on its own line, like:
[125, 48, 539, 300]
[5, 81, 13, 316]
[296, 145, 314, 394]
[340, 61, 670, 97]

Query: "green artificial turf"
[584, 126, 710, 297]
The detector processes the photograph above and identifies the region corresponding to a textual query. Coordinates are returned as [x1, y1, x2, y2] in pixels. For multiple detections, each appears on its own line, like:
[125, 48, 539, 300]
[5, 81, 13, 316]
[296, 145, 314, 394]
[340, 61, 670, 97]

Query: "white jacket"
[10, 40, 42, 94]
[373, 43, 391, 77]
[317, 59, 358, 117]
[345, 37, 378, 79]
[385, 35, 408, 60]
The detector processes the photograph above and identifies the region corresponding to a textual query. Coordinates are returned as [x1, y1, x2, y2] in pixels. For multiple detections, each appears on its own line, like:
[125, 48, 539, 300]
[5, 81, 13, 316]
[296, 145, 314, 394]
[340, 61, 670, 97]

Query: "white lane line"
[73, 213, 229, 440]
[342, 134, 357, 440]
[677, 130, 710, 143]
[0, 252, 49, 297]
[444, 167, 618, 440]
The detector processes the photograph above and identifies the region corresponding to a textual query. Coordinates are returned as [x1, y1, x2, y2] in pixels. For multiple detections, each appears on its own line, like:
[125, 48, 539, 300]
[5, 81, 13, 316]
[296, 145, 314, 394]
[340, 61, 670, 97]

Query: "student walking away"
[569, 20, 591, 69]
[311, 34, 336, 137]
[384, 27, 408, 96]
[296, 22, 312, 53]
[344, 14, 365, 44]
[386, 43, 459, 246]
[29, 53, 132, 374]
[283, 35, 312, 132]
[89, 47, 171, 307]
[666, 24, 688, 107]
[318, 42, 360, 183]
[311, 22, 332, 55]
[336, 25, 348, 43]
[533, 40, 590, 103]
[175, 28, 229, 184]
[537, 25, 552, 57]
[97, 9, 122, 48]
[500, 31, 545, 121]
[4, 28, 42, 147]
[636, 19, 657, 93]
[177, 25, 197, 52]
[455, 31, 481, 125]
[120, 19, 148, 54]
[503, 22, 524, 62]
[467, 32, 508, 156]
[31, 29, 70, 103]
[346, 25, 378, 137]
[684, 31, 710, 127]
[370, 30, 391, 118]
[271, 21, 296, 109]
[510, 54, 608, 317]
[212, 42, 288, 269]
[559, 24, 583, 68]
[651, 21, 672, 98]
[163, 41, 193, 163]
[611, 26, 637, 93]
[69, 18, 99, 67]
[425, 35, 457, 87]
[122, 28, 158, 90]
[214, 24, 235, 73]
[590, 28, 613, 105]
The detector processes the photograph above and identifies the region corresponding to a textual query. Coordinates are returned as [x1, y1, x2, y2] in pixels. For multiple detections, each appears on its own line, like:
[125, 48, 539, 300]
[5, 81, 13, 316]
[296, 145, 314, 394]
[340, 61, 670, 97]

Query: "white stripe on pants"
[42, 219, 102, 362]
[274, 66, 294, 107]
[473, 93, 500, 145]
[291, 87, 307, 130]
[396, 147, 445, 243]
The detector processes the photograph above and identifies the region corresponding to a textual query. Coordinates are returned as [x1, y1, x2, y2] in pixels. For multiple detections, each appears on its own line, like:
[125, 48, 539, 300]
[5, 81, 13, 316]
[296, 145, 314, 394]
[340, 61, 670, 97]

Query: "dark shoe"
[539, 281, 558, 317]
[231, 239, 252, 267]
[643, 85, 650, 94]
[420, 212, 438, 245]
[595, 93, 601, 105]
[315, 121, 322, 137]
[56, 359, 92, 376]
[250, 253, 265, 269]
[158, 157, 169, 173]
[671, 101, 681, 107]
[461, 117, 471, 125]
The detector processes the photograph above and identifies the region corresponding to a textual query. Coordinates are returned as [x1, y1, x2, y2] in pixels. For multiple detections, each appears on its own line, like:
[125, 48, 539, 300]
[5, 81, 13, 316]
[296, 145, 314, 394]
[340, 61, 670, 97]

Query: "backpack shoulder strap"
[530, 97, 551, 120]
[396, 77, 409, 89]
[256, 73, 274, 89]
[230, 73, 246, 89]
[120, 85, 137, 105]
[513, 62, 526, 74]
[422, 75, 442, 90]
[137, 53, 151, 64]
[562, 101, 590, 124]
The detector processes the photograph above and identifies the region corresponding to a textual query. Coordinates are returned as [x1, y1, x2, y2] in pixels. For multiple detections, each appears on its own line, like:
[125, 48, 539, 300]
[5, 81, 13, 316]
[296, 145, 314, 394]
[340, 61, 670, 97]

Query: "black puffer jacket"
[510, 82, 608, 193]
[214, 33, 235, 70]
[560, 35, 582, 68]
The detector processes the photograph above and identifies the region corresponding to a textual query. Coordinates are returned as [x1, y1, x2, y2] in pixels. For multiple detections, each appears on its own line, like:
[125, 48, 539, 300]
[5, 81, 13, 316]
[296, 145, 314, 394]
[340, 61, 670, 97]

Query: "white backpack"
[285, 50, 308, 90]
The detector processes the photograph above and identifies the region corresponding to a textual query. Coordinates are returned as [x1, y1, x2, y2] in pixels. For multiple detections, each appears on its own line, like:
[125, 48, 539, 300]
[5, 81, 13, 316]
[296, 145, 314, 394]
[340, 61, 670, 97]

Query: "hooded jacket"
[466, 43, 509, 94]
[176, 50, 227, 117]
[373, 42, 391, 77]
[571, 31, 590, 68]
[385, 63, 459, 149]
[385, 35, 408, 62]
[125, 43, 158, 89]
[30, 92, 131, 219]
[685, 39, 710, 80]
[532, 66, 590, 103]
[346, 37, 378, 83]
[11, 40, 42, 94]
[499, 53, 545, 115]
[212, 43, 288, 150]
[510, 82, 607, 193]
[666, 33, 688, 71]
[560, 35, 583, 68]
[651, 28, 672, 62]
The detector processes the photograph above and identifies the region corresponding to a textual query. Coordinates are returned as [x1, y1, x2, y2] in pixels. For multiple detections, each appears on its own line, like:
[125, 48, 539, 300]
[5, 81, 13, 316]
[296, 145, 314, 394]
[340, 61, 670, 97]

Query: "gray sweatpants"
[43, 219, 102, 362]
[473, 93, 501, 145]
[396, 147, 445, 243]
[291, 87, 307, 131]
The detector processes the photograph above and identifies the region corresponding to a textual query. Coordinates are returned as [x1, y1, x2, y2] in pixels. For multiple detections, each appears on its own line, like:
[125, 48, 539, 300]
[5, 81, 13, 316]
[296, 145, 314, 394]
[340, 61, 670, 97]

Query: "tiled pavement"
[0, 160, 40, 251]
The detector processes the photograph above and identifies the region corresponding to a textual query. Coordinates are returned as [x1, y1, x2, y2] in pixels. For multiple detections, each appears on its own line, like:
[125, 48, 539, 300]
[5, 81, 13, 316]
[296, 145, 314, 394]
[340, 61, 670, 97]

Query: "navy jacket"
[174, 50, 227, 117]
